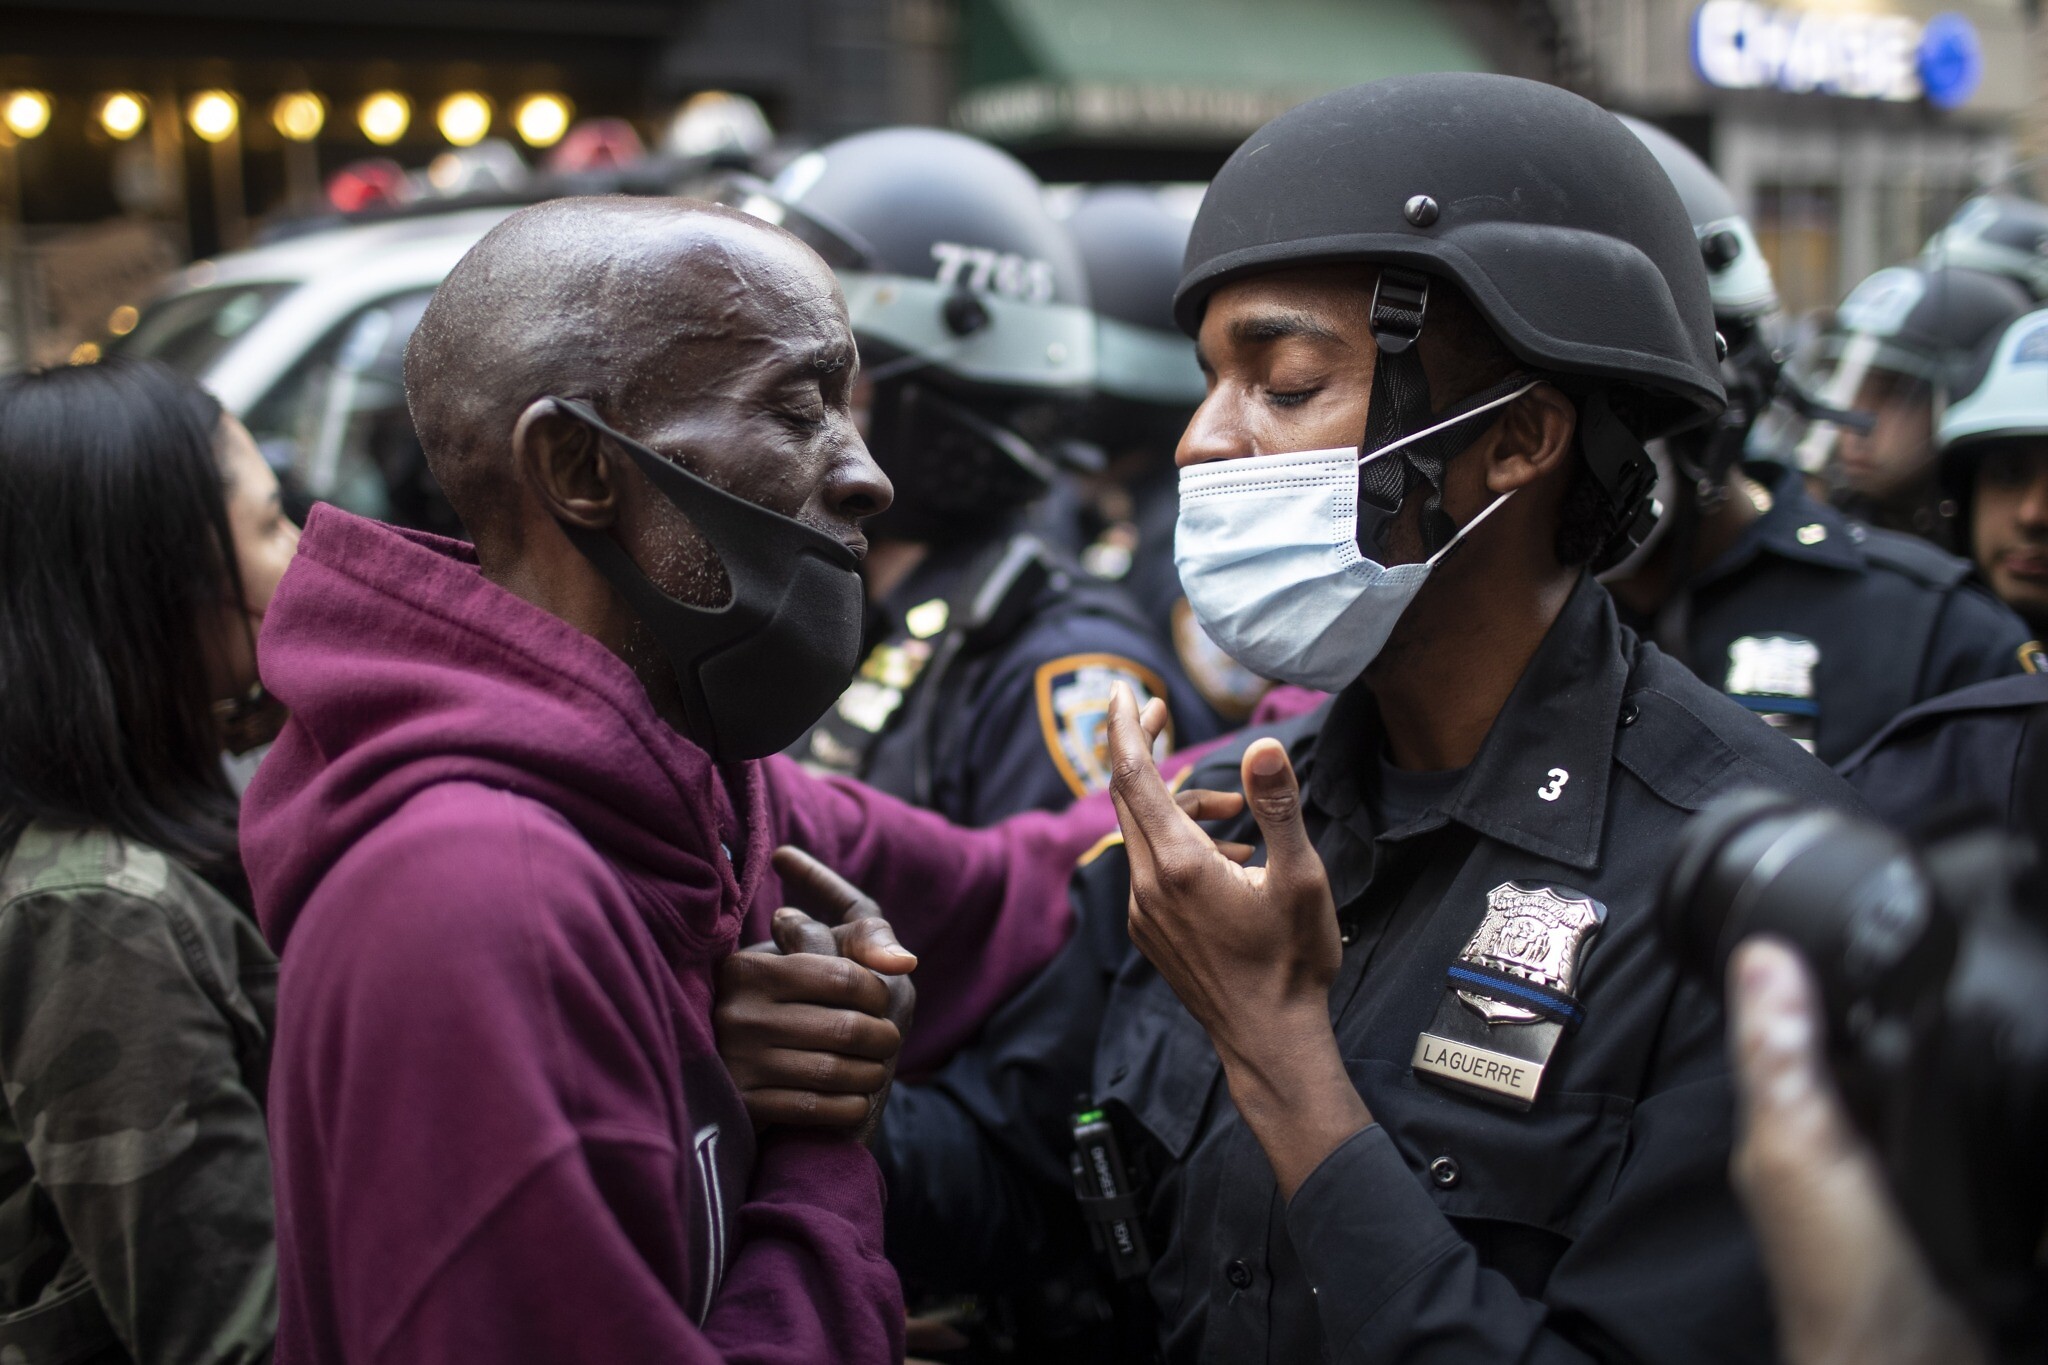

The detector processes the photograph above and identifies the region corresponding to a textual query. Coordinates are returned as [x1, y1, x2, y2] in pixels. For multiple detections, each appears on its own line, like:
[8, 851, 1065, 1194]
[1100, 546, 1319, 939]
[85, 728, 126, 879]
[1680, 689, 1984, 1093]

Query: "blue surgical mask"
[1174, 380, 1537, 691]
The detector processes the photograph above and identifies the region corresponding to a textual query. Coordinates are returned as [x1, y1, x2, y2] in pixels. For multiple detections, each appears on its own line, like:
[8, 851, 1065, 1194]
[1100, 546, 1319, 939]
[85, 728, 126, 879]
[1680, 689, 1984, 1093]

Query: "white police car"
[113, 206, 512, 530]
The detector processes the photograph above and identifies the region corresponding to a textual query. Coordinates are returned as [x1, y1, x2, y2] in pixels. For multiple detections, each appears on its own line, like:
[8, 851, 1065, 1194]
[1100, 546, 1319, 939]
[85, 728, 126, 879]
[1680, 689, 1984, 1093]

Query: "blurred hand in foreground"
[1728, 937, 1985, 1365]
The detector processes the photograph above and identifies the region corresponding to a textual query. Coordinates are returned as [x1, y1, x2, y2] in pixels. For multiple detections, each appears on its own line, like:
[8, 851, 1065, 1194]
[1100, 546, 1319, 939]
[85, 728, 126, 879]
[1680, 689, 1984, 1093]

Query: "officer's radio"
[1069, 1102, 1151, 1282]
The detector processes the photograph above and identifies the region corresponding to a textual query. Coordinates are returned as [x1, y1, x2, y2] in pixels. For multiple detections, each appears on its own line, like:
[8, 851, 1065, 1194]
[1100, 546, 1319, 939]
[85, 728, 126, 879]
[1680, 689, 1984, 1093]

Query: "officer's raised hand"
[1106, 682, 1371, 1197]
[714, 846, 916, 1143]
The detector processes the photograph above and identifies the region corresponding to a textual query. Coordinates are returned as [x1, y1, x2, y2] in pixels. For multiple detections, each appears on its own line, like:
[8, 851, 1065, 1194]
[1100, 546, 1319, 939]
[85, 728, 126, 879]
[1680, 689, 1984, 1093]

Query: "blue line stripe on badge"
[1445, 963, 1585, 1028]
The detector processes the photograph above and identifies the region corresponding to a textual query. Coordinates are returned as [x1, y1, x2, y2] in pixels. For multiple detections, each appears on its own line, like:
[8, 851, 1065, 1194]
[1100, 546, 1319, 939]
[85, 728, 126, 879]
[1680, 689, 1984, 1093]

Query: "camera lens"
[1659, 791, 1956, 1027]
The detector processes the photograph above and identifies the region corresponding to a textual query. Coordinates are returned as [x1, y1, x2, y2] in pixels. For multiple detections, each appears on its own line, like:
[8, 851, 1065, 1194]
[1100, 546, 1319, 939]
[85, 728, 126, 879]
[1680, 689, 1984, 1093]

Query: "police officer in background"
[1834, 308, 2048, 835]
[877, 74, 1855, 1363]
[1756, 261, 2030, 546]
[1937, 306, 2048, 639]
[724, 130, 1216, 824]
[1603, 119, 2034, 763]
[1059, 185, 1272, 726]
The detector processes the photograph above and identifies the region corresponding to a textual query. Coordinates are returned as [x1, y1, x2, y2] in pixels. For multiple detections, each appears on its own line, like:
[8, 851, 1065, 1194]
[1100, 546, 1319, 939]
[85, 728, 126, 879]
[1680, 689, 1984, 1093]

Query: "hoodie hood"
[243, 505, 765, 958]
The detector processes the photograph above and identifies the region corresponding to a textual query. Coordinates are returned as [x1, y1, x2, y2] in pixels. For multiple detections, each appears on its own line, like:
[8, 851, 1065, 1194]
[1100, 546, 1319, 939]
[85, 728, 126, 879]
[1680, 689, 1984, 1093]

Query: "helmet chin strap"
[1356, 269, 1542, 554]
[1355, 266, 1659, 564]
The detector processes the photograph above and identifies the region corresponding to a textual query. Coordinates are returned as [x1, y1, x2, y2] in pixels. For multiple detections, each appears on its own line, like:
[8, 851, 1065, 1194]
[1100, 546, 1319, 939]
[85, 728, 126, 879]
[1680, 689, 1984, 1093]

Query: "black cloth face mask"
[546, 397, 865, 763]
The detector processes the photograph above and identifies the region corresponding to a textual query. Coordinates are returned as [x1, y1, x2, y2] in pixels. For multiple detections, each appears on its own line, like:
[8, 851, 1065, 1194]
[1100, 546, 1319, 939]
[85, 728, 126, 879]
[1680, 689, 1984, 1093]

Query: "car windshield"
[114, 283, 294, 377]
[243, 287, 453, 535]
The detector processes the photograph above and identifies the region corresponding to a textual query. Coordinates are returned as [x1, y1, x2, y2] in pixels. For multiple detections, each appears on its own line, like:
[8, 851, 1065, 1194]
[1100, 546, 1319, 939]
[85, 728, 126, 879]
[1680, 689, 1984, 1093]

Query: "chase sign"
[1692, 2, 1982, 109]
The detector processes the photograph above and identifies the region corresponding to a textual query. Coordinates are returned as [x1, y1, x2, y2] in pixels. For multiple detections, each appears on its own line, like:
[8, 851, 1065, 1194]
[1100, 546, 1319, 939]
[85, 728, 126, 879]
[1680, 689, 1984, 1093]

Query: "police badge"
[1411, 882, 1606, 1109]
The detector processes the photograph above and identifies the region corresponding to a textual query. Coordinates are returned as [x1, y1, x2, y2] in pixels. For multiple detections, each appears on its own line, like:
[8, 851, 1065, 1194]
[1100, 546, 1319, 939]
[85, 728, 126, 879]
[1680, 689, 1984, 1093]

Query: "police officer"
[1759, 261, 2030, 546]
[1058, 185, 1272, 726]
[877, 74, 1855, 1363]
[727, 130, 1217, 824]
[1936, 306, 2048, 638]
[1603, 119, 2035, 763]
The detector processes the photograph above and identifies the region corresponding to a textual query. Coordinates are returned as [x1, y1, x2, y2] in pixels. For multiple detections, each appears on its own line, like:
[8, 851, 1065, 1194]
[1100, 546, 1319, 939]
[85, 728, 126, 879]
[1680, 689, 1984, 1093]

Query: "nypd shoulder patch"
[1034, 653, 1171, 798]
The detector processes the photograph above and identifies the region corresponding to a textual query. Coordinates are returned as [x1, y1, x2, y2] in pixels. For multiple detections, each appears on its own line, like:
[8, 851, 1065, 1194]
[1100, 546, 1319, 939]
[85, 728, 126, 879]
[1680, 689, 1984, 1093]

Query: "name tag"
[1411, 1032, 1542, 1105]
[1412, 881, 1606, 1111]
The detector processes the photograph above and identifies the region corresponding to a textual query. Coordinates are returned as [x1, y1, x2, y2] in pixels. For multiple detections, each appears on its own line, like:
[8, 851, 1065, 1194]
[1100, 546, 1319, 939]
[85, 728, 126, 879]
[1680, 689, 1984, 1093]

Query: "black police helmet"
[1176, 73, 1723, 441]
[1818, 264, 2032, 392]
[1066, 186, 1206, 419]
[734, 127, 1094, 542]
[1616, 115, 1777, 326]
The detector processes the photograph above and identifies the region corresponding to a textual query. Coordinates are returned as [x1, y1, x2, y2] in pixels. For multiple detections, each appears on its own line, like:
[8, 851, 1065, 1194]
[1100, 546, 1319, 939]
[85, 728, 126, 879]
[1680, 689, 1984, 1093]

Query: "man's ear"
[1482, 384, 1578, 494]
[511, 399, 619, 529]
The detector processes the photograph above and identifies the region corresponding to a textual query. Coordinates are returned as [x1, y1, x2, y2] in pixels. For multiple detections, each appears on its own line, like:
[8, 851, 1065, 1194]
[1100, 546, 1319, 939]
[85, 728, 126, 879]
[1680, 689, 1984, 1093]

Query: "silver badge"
[1454, 882, 1604, 1025]
[1412, 882, 1607, 1108]
[1724, 634, 1819, 701]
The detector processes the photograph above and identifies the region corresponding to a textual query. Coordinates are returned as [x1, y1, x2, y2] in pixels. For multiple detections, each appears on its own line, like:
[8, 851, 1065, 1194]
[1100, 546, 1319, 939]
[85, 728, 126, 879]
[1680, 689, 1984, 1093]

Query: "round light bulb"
[187, 90, 239, 144]
[436, 91, 491, 147]
[272, 91, 326, 143]
[358, 91, 410, 146]
[98, 92, 146, 140]
[513, 93, 570, 148]
[2, 90, 52, 140]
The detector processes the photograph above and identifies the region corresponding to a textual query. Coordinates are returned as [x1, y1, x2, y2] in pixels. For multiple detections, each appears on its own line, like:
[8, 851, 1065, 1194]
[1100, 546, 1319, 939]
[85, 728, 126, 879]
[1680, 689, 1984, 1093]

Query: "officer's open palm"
[1105, 683, 1341, 1066]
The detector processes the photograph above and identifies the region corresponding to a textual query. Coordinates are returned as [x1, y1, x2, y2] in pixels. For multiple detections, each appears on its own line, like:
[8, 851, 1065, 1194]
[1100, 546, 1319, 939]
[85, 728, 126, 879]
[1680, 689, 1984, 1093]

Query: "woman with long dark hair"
[0, 357, 292, 1363]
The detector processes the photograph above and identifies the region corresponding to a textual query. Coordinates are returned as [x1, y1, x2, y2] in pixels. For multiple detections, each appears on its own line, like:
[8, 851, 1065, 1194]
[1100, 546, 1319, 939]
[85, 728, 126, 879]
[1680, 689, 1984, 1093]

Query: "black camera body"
[1659, 791, 2048, 1350]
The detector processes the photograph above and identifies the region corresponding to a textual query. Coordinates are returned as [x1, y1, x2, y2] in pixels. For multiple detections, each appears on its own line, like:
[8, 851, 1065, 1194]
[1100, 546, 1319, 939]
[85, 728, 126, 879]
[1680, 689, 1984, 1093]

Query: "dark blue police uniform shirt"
[878, 575, 1860, 1364]
[840, 533, 1218, 826]
[1630, 464, 2034, 765]
[1839, 672, 2048, 833]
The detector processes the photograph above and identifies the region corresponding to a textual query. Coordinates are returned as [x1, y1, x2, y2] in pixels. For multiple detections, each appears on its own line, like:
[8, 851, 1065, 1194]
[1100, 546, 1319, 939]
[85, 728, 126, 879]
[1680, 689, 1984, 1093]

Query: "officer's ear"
[512, 399, 621, 530]
[1481, 384, 1578, 495]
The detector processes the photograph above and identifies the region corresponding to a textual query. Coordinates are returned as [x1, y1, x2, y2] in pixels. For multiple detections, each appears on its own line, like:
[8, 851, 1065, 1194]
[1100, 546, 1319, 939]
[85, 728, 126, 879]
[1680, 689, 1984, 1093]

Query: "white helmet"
[1939, 307, 2048, 452]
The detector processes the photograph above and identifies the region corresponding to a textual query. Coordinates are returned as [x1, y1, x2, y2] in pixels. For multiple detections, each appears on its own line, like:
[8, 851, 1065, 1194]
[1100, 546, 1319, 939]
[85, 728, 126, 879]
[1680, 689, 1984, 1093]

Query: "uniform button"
[1796, 522, 1828, 545]
[1619, 699, 1640, 728]
[1225, 1259, 1254, 1289]
[1429, 1155, 1461, 1188]
[1109, 1064, 1129, 1084]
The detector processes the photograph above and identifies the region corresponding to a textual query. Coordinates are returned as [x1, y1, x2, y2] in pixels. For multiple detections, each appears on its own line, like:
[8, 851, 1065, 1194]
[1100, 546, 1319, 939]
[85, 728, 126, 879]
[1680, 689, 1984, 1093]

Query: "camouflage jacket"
[0, 822, 277, 1364]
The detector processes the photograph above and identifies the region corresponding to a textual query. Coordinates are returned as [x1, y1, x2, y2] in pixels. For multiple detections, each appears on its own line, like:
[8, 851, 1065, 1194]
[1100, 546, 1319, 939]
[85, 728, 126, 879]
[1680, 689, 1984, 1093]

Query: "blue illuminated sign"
[1692, 2, 1981, 108]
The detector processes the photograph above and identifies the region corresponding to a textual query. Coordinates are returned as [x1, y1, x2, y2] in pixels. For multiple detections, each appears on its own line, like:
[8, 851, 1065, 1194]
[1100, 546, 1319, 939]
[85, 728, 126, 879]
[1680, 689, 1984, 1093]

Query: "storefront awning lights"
[2, 90, 52, 141]
[188, 90, 239, 143]
[273, 91, 326, 143]
[436, 92, 492, 147]
[359, 91, 410, 146]
[513, 93, 571, 148]
[98, 91, 147, 140]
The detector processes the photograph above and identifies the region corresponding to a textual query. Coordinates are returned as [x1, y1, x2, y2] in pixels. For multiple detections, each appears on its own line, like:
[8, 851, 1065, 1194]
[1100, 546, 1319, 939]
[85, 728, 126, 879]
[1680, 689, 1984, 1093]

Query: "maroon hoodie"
[242, 507, 1096, 1365]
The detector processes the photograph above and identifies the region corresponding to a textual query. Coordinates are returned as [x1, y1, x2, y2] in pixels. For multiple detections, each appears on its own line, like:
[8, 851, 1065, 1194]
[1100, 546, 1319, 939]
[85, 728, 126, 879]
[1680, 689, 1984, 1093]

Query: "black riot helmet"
[1618, 115, 1781, 504]
[1064, 185, 1205, 455]
[1177, 74, 1724, 567]
[721, 127, 1095, 543]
